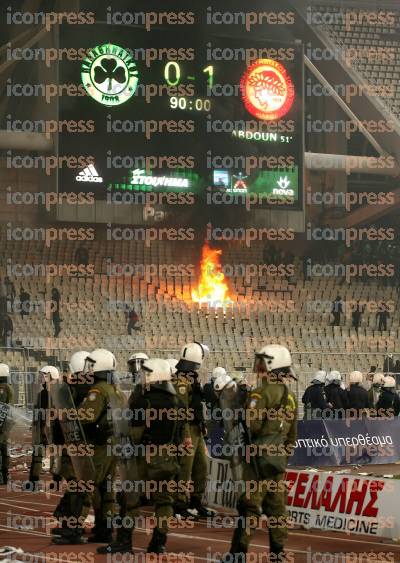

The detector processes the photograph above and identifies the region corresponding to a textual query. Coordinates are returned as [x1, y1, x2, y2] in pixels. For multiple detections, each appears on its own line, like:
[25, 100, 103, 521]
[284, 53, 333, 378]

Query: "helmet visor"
[83, 356, 95, 375]
[128, 358, 143, 376]
[253, 354, 297, 380]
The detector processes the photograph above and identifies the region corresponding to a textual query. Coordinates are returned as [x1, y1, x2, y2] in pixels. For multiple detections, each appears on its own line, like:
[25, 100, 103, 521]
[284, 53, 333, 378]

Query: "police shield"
[0, 402, 31, 439]
[0, 401, 31, 482]
[49, 381, 95, 482]
[218, 385, 245, 482]
[108, 391, 137, 484]
[29, 381, 47, 481]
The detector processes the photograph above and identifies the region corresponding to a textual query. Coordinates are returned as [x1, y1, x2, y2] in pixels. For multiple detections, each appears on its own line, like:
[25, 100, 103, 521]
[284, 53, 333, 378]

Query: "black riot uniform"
[347, 384, 369, 412]
[325, 383, 348, 418]
[98, 378, 185, 554]
[302, 383, 329, 420]
[376, 388, 400, 417]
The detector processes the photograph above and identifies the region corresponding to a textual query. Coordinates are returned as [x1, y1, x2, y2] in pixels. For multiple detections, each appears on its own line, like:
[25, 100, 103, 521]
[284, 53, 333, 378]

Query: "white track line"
[1, 505, 399, 554]
[0, 523, 397, 561]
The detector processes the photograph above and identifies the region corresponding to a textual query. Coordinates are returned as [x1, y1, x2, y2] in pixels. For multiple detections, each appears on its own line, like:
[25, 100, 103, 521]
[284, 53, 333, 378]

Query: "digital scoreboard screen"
[59, 25, 304, 211]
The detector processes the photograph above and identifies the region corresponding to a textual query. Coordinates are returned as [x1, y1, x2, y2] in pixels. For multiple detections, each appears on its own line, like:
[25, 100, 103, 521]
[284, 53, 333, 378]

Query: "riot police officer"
[347, 371, 369, 415]
[29, 365, 62, 488]
[96, 350, 146, 550]
[376, 376, 400, 417]
[302, 370, 329, 419]
[368, 373, 385, 409]
[0, 363, 13, 485]
[77, 349, 125, 544]
[223, 344, 297, 562]
[213, 371, 248, 483]
[98, 358, 185, 554]
[127, 352, 148, 387]
[52, 351, 92, 544]
[173, 342, 214, 518]
[325, 370, 348, 418]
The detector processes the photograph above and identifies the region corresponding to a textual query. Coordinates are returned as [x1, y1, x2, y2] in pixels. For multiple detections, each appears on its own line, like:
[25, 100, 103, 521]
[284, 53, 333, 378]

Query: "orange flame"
[192, 243, 232, 306]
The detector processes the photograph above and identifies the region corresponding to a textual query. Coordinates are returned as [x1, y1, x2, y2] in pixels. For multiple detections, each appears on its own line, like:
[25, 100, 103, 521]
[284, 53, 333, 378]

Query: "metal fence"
[2, 346, 399, 411]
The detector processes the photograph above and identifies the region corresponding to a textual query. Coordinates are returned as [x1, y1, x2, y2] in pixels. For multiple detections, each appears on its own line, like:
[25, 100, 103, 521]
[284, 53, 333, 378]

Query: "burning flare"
[192, 243, 232, 306]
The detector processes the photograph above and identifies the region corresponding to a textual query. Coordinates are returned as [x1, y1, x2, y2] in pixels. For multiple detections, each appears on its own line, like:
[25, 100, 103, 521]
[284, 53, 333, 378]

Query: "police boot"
[189, 496, 217, 518]
[229, 533, 247, 562]
[97, 526, 133, 554]
[174, 503, 198, 520]
[88, 519, 113, 544]
[269, 539, 285, 562]
[218, 519, 247, 563]
[147, 528, 167, 554]
[52, 526, 86, 545]
[228, 513, 248, 563]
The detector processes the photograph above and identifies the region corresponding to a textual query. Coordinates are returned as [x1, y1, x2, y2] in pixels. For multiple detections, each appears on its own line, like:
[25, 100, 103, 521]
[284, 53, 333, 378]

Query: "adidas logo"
[76, 165, 103, 183]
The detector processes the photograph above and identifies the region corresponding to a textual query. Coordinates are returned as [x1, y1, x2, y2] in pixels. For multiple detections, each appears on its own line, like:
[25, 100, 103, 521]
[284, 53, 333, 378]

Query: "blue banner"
[290, 418, 400, 466]
[208, 418, 400, 467]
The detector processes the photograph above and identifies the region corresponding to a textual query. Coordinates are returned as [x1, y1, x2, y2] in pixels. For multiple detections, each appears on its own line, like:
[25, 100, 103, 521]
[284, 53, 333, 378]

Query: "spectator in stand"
[376, 302, 390, 331]
[331, 295, 343, 326]
[74, 243, 89, 267]
[0, 278, 7, 315]
[51, 288, 61, 338]
[325, 370, 348, 418]
[347, 371, 369, 416]
[368, 373, 385, 409]
[351, 301, 365, 333]
[4, 277, 16, 313]
[127, 307, 139, 334]
[3, 315, 13, 348]
[302, 370, 330, 419]
[19, 287, 31, 319]
[376, 376, 400, 417]
[0, 316, 5, 346]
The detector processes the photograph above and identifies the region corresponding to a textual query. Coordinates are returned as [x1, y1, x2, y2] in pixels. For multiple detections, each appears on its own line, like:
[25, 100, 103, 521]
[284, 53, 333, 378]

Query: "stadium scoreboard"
[59, 25, 304, 211]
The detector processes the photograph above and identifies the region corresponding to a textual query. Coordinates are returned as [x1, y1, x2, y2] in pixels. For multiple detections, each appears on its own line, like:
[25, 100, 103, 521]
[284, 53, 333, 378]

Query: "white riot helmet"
[373, 373, 385, 386]
[214, 372, 235, 392]
[0, 363, 10, 383]
[312, 370, 327, 384]
[349, 370, 363, 384]
[127, 352, 149, 374]
[69, 351, 90, 375]
[39, 365, 60, 384]
[254, 344, 296, 379]
[212, 367, 226, 381]
[383, 375, 396, 388]
[176, 342, 209, 372]
[142, 358, 172, 384]
[326, 370, 341, 384]
[166, 358, 179, 375]
[86, 349, 116, 378]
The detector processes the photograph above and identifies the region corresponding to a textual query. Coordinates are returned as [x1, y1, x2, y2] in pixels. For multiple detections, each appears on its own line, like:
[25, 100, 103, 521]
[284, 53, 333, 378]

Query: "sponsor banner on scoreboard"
[290, 418, 400, 467]
[205, 457, 400, 539]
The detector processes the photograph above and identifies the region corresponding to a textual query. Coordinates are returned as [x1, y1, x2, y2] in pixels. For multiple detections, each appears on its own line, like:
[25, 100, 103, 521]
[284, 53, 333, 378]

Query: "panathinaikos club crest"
[81, 43, 139, 106]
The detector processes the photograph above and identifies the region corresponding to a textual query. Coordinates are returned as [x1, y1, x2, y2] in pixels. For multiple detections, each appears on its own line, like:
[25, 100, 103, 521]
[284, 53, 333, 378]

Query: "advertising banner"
[290, 418, 400, 467]
[204, 457, 400, 540]
[208, 418, 400, 467]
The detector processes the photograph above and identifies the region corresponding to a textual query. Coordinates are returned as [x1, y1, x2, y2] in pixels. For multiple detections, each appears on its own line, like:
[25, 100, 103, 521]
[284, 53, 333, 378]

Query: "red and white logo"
[240, 58, 295, 121]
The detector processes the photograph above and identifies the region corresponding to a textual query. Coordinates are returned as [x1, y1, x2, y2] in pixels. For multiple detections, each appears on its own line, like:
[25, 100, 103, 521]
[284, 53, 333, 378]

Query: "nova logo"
[76, 165, 103, 183]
